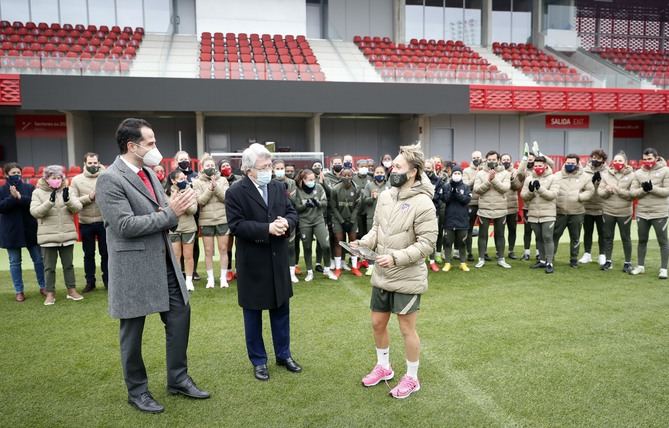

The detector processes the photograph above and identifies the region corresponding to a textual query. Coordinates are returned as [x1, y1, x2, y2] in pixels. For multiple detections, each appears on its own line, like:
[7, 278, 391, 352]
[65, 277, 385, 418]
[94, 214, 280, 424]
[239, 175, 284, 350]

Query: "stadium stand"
[354, 35, 510, 83]
[0, 21, 144, 74]
[198, 32, 325, 81]
[492, 42, 592, 86]
[591, 48, 669, 87]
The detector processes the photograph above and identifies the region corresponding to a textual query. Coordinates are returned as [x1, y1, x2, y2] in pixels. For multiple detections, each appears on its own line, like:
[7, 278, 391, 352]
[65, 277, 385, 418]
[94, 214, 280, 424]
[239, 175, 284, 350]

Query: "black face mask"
[343, 161, 353, 169]
[426, 171, 435, 179]
[286, 172, 295, 180]
[527, 162, 534, 169]
[472, 159, 481, 167]
[389, 172, 408, 187]
[591, 160, 602, 168]
[178, 160, 190, 171]
[333, 164, 343, 173]
[312, 167, 321, 175]
[487, 161, 498, 170]
[502, 162, 511, 170]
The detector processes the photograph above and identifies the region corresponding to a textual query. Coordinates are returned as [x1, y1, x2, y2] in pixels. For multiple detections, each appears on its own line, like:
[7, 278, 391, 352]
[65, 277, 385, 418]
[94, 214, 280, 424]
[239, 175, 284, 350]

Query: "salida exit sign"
[545, 115, 590, 129]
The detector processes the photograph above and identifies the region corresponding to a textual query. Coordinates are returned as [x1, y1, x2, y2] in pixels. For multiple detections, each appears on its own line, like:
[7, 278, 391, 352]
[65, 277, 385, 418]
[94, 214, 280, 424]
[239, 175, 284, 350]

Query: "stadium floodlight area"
[209, 151, 324, 174]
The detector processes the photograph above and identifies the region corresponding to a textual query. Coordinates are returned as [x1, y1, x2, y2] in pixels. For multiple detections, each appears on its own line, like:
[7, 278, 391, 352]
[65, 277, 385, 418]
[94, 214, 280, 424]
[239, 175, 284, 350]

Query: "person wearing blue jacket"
[0, 162, 45, 301]
[440, 165, 471, 272]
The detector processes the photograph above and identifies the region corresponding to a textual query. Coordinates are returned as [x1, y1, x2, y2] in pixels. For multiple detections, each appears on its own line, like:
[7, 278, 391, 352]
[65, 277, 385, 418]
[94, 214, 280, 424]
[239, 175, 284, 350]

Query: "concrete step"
[130, 33, 198, 78]
[471, 46, 537, 86]
[309, 39, 382, 82]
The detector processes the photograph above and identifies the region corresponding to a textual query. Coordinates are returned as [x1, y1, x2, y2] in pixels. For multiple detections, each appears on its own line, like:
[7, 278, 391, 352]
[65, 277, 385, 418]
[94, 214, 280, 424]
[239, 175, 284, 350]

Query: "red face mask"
[643, 160, 656, 170]
[155, 172, 165, 181]
[221, 166, 232, 177]
[534, 166, 546, 176]
[434, 163, 443, 173]
[612, 163, 625, 172]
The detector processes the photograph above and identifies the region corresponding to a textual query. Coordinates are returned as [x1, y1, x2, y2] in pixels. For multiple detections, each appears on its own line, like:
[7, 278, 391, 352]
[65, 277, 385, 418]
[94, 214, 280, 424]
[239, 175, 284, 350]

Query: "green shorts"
[200, 224, 229, 237]
[333, 221, 357, 234]
[169, 232, 196, 244]
[370, 287, 421, 315]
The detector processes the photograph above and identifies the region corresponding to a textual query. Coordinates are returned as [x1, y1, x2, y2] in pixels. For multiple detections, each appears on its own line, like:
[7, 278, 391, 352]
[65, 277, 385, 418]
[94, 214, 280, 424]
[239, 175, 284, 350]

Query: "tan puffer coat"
[506, 166, 526, 215]
[597, 165, 634, 217]
[30, 178, 82, 246]
[463, 165, 481, 206]
[169, 185, 199, 234]
[474, 164, 510, 219]
[554, 166, 595, 215]
[521, 169, 558, 222]
[359, 174, 438, 295]
[70, 165, 105, 224]
[582, 163, 606, 216]
[630, 157, 669, 220]
[192, 173, 229, 226]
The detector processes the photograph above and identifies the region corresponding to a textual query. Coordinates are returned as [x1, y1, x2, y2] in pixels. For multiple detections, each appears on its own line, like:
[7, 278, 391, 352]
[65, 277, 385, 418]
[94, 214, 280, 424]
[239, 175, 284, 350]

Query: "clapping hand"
[9, 186, 20, 199]
[209, 180, 216, 191]
[168, 187, 195, 216]
[269, 216, 289, 236]
[592, 171, 601, 184]
[642, 181, 653, 192]
[528, 181, 535, 192]
[305, 199, 315, 208]
[533, 180, 540, 190]
[62, 187, 69, 202]
[49, 190, 57, 203]
[310, 198, 320, 207]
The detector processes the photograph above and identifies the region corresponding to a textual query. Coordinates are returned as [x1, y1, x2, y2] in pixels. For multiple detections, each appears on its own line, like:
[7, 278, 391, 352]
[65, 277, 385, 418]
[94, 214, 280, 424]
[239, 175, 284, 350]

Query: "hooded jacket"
[597, 165, 634, 217]
[442, 179, 471, 230]
[70, 165, 105, 224]
[554, 165, 595, 215]
[474, 164, 511, 219]
[359, 174, 437, 295]
[169, 184, 199, 234]
[192, 172, 229, 226]
[630, 157, 669, 220]
[521, 168, 558, 223]
[582, 162, 607, 216]
[29, 178, 82, 246]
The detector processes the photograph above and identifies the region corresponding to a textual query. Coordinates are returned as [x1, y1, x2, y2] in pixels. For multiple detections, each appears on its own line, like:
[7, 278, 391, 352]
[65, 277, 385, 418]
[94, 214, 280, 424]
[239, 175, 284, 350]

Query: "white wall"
[196, 0, 306, 36]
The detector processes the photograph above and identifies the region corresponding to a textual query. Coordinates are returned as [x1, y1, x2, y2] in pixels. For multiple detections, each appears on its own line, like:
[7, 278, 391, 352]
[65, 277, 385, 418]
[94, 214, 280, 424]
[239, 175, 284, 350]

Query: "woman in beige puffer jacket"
[168, 169, 199, 291]
[597, 152, 634, 271]
[30, 165, 83, 305]
[192, 155, 230, 288]
[356, 143, 437, 399]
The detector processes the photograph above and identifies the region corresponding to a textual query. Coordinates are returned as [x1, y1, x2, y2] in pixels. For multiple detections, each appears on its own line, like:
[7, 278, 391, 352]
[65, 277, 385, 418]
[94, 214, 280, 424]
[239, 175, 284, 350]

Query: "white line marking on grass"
[341, 277, 522, 427]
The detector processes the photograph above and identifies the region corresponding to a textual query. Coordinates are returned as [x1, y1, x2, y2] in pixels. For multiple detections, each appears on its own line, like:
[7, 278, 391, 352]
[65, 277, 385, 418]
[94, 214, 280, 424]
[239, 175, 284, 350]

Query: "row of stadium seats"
[199, 32, 325, 81]
[591, 47, 669, 86]
[492, 42, 592, 86]
[355, 36, 510, 83]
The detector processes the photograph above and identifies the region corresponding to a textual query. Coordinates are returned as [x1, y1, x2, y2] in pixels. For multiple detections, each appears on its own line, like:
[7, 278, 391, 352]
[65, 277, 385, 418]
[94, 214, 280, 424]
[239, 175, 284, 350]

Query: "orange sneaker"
[429, 262, 439, 272]
[351, 267, 363, 277]
[226, 271, 235, 282]
[360, 259, 369, 269]
[334, 268, 342, 278]
[295, 266, 302, 275]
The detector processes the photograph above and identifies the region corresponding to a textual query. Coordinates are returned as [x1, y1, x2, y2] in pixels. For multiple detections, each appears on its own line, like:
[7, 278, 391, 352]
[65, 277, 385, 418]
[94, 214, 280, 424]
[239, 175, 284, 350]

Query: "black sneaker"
[315, 264, 324, 273]
[467, 254, 475, 262]
[484, 254, 492, 261]
[622, 262, 632, 274]
[522, 253, 530, 261]
[569, 259, 578, 268]
[531, 261, 547, 269]
[545, 263, 554, 274]
[601, 261, 612, 271]
[508, 252, 518, 260]
[193, 272, 201, 281]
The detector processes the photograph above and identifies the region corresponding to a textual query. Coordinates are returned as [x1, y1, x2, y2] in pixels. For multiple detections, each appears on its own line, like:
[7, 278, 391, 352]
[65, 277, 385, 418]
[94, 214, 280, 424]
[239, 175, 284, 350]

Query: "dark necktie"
[137, 169, 157, 201]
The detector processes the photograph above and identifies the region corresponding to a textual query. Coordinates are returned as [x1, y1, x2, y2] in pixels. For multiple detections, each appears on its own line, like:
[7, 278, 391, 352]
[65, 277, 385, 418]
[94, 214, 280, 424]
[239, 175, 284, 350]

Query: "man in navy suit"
[225, 143, 301, 381]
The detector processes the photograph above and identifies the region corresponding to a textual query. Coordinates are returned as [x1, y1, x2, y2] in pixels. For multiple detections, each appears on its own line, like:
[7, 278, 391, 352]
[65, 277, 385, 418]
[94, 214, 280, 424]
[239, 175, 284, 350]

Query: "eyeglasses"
[254, 165, 273, 172]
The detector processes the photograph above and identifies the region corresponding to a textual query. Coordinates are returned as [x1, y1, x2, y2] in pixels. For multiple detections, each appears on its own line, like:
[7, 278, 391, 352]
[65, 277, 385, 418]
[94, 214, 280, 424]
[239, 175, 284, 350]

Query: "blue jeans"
[7, 246, 45, 293]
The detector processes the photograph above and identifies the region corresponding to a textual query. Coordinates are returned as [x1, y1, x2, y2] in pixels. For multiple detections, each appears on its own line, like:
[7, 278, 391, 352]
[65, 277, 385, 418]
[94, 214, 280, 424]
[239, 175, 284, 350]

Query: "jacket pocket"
[115, 241, 146, 252]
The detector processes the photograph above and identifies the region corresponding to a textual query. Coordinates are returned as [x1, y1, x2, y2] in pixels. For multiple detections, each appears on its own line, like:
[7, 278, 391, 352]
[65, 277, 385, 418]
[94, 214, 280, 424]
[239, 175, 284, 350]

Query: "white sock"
[524, 249, 530, 256]
[329, 259, 335, 269]
[351, 256, 358, 268]
[207, 269, 214, 280]
[220, 269, 227, 282]
[335, 257, 342, 269]
[186, 275, 193, 283]
[429, 259, 435, 264]
[290, 266, 296, 276]
[324, 267, 331, 273]
[406, 360, 419, 379]
[376, 347, 390, 369]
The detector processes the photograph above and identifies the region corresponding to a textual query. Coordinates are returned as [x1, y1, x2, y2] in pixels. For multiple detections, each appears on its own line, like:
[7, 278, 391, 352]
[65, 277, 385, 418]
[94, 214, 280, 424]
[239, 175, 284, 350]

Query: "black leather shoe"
[622, 262, 632, 274]
[193, 272, 201, 281]
[522, 253, 530, 261]
[128, 392, 164, 414]
[531, 261, 547, 269]
[508, 252, 518, 260]
[601, 261, 612, 271]
[82, 283, 96, 293]
[276, 357, 302, 373]
[484, 254, 492, 261]
[254, 364, 269, 381]
[168, 376, 210, 399]
[545, 263, 554, 274]
[315, 264, 324, 273]
[467, 254, 474, 262]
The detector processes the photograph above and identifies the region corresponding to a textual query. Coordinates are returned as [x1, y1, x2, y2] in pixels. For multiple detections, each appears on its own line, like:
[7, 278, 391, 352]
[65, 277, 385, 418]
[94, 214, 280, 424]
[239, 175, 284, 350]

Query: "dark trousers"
[242, 302, 291, 366]
[531, 221, 555, 264]
[444, 229, 467, 263]
[602, 214, 632, 262]
[80, 222, 108, 286]
[637, 217, 669, 269]
[436, 205, 446, 253]
[466, 205, 478, 257]
[583, 214, 604, 255]
[523, 209, 533, 251]
[119, 265, 190, 398]
[506, 212, 517, 254]
[478, 216, 506, 259]
[553, 214, 584, 261]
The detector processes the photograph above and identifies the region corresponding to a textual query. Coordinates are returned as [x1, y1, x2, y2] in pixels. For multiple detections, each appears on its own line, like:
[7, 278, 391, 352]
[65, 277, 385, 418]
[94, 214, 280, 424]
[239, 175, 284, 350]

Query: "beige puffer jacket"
[169, 185, 199, 234]
[474, 164, 510, 219]
[597, 165, 634, 217]
[30, 178, 82, 246]
[506, 166, 526, 215]
[521, 169, 557, 222]
[359, 174, 438, 295]
[554, 166, 595, 215]
[630, 157, 669, 220]
[463, 164, 481, 206]
[192, 173, 229, 226]
[582, 163, 606, 216]
[70, 165, 105, 224]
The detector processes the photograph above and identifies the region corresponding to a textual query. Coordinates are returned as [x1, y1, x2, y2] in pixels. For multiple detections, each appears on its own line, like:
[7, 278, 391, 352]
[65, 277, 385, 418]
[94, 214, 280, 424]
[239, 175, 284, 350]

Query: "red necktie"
[137, 169, 157, 201]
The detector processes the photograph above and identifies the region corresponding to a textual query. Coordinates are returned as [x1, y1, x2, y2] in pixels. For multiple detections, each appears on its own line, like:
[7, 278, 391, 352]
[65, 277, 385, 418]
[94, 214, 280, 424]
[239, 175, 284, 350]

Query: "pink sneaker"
[389, 375, 420, 399]
[361, 364, 394, 387]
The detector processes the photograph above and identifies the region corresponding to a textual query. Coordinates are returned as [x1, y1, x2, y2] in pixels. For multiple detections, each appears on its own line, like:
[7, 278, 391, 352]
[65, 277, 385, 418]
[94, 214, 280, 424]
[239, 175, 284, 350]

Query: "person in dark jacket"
[441, 165, 471, 272]
[0, 162, 45, 301]
[225, 143, 301, 382]
[425, 158, 445, 271]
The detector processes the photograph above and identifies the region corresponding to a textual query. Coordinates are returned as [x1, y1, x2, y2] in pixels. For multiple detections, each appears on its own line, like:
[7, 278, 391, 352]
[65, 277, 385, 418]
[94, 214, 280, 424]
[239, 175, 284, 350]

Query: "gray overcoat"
[96, 156, 189, 319]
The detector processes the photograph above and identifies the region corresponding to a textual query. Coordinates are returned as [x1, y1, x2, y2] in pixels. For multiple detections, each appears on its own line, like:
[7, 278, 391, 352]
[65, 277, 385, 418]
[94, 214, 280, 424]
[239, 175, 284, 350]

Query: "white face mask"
[382, 160, 392, 168]
[451, 173, 462, 182]
[359, 167, 368, 175]
[133, 144, 163, 167]
[274, 170, 285, 179]
[256, 169, 272, 185]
